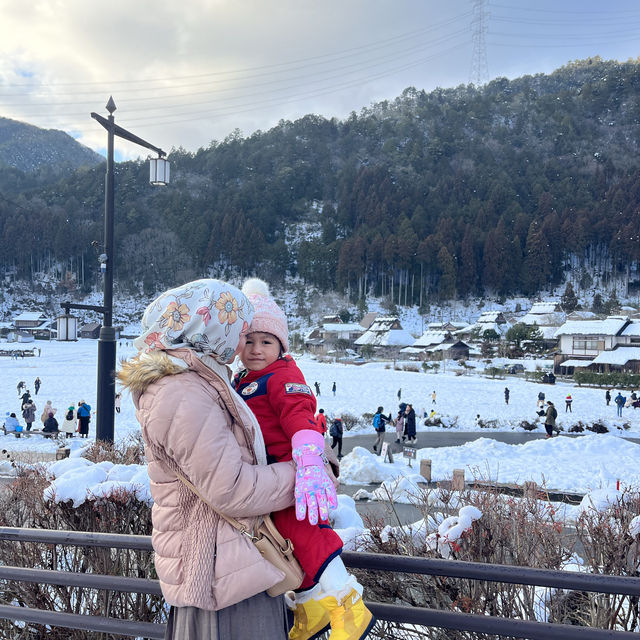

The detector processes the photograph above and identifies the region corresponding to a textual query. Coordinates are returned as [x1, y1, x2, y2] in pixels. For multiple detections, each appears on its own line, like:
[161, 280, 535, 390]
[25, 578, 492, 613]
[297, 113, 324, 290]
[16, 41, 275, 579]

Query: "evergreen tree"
[561, 282, 579, 312]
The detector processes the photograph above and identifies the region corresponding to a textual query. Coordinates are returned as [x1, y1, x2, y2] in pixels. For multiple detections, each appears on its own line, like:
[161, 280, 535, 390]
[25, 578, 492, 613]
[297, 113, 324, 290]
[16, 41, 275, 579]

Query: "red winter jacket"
[316, 412, 327, 434]
[234, 356, 320, 461]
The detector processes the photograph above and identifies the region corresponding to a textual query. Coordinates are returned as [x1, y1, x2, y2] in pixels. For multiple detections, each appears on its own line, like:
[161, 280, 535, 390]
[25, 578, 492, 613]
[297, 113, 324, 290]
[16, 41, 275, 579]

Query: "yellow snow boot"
[286, 591, 331, 640]
[317, 587, 375, 640]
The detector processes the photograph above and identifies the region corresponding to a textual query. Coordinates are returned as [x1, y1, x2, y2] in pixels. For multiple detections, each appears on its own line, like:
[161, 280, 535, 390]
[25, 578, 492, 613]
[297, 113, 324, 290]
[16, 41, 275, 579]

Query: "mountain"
[1, 57, 640, 306]
[0, 116, 103, 174]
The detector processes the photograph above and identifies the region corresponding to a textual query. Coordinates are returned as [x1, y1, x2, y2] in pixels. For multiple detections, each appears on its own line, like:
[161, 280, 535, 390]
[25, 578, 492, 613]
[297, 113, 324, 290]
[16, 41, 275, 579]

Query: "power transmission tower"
[470, 0, 489, 86]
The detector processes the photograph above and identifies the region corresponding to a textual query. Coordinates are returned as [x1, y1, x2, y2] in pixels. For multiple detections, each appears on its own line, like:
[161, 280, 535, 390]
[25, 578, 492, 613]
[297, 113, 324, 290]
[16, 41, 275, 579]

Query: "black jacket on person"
[404, 407, 416, 438]
[43, 416, 59, 433]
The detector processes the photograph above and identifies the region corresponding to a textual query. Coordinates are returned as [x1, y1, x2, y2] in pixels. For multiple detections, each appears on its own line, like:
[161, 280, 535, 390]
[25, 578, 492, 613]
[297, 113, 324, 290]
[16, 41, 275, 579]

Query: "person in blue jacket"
[77, 400, 92, 438]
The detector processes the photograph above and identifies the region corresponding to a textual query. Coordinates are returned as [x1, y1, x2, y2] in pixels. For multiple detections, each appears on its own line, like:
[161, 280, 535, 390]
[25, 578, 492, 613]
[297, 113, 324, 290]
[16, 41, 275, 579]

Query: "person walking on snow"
[314, 381, 321, 396]
[431, 390, 437, 404]
[404, 404, 417, 444]
[329, 415, 344, 459]
[537, 391, 545, 408]
[332, 381, 336, 396]
[372, 406, 392, 454]
[606, 389, 611, 406]
[233, 278, 375, 640]
[316, 408, 327, 437]
[16, 381, 25, 396]
[615, 392, 625, 417]
[544, 401, 557, 438]
[504, 387, 510, 404]
[565, 394, 573, 412]
[34, 377, 41, 395]
[394, 404, 405, 443]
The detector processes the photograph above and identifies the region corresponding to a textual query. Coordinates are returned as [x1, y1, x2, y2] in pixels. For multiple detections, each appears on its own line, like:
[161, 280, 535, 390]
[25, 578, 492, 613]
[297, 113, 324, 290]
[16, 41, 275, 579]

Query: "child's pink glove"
[292, 429, 338, 525]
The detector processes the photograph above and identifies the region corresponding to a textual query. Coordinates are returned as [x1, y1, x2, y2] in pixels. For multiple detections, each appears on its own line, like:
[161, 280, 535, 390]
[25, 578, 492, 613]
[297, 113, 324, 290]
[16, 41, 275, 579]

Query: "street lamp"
[88, 96, 169, 443]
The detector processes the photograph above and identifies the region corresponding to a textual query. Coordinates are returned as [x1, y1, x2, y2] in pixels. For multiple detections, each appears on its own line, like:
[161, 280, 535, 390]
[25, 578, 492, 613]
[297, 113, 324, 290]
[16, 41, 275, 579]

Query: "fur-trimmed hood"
[118, 351, 186, 395]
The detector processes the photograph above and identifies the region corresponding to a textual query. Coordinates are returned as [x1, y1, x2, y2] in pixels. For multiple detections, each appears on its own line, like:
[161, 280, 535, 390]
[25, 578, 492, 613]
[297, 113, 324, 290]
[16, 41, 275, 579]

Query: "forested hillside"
[1, 57, 639, 304]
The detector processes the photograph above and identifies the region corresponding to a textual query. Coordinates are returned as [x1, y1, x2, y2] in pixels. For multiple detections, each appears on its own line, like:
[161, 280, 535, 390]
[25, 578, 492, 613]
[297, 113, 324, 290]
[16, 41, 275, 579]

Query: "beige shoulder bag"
[176, 472, 304, 597]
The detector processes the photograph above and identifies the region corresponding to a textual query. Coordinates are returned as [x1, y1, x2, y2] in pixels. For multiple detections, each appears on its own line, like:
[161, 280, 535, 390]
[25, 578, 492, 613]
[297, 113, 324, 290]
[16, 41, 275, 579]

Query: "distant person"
[3, 412, 19, 435]
[565, 394, 573, 412]
[34, 377, 41, 395]
[314, 381, 321, 396]
[431, 390, 437, 404]
[316, 408, 327, 437]
[404, 404, 416, 444]
[397, 388, 402, 401]
[77, 400, 92, 438]
[504, 387, 510, 405]
[332, 381, 336, 396]
[537, 391, 545, 408]
[474, 414, 481, 427]
[614, 392, 625, 417]
[21, 399, 36, 432]
[372, 406, 392, 454]
[16, 381, 25, 396]
[544, 401, 557, 438]
[20, 391, 31, 405]
[114, 393, 122, 414]
[42, 412, 59, 438]
[394, 404, 405, 443]
[605, 389, 611, 406]
[329, 415, 344, 458]
[40, 400, 57, 425]
[60, 406, 77, 438]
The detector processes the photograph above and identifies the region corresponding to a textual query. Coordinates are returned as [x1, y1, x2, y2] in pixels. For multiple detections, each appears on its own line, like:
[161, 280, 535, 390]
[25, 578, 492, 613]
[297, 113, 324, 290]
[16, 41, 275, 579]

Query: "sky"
[1, 0, 639, 160]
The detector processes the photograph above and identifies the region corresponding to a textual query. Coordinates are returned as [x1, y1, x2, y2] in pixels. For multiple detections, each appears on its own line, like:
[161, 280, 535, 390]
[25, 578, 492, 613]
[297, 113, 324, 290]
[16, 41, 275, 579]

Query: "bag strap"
[175, 471, 255, 535]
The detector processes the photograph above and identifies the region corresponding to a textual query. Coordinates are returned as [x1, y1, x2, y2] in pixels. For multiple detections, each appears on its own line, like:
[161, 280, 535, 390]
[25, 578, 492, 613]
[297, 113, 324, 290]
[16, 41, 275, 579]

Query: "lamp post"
[89, 96, 169, 443]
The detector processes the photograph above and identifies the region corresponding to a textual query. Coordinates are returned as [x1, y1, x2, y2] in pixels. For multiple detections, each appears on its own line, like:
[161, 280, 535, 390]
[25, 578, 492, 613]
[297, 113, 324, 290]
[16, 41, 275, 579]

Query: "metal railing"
[0, 527, 638, 639]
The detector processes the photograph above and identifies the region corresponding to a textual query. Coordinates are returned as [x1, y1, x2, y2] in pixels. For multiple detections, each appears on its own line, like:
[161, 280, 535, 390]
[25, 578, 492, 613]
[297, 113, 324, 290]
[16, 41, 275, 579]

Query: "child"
[394, 403, 406, 443]
[233, 278, 374, 640]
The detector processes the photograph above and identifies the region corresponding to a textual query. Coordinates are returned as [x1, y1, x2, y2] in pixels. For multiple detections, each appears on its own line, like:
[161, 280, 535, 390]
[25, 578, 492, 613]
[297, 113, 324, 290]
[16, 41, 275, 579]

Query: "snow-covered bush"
[0, 459, 162, 638]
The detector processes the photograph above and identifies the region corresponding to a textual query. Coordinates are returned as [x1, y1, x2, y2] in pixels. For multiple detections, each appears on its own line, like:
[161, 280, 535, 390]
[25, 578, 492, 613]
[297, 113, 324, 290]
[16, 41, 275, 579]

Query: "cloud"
[1, 0, 639, 159]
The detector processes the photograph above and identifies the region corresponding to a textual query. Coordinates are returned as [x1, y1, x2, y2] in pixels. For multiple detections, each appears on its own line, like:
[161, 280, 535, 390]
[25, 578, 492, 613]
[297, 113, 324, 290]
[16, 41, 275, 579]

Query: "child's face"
[240, 331, 281, 371]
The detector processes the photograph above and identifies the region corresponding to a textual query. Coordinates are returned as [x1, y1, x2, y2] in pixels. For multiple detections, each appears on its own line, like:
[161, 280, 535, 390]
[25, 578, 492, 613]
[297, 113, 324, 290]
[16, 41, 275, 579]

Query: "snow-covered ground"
[1, 339, 639, 501]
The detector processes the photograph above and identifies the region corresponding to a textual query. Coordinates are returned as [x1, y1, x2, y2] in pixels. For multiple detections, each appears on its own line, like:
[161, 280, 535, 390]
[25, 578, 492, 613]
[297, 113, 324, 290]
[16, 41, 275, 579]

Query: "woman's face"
[239, 331, 281, 371]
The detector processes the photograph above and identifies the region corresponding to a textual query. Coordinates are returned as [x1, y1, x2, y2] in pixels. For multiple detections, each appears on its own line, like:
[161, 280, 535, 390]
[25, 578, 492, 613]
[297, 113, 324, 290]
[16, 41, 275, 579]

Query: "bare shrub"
[83, 433, 146, 464]
[356, 482, 580, 639]
[568, 489, 640, 630]
[586, 421, 608, 434]
[340, 412, 361, 432]
[402, 364, 420, 372]
[519, 420, 537, 431]
[0, 457, 163, 639]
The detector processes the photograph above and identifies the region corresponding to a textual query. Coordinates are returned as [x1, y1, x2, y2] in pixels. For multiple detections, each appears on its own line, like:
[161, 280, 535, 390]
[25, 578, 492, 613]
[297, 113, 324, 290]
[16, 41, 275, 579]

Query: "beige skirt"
[164, 591, 289, 640]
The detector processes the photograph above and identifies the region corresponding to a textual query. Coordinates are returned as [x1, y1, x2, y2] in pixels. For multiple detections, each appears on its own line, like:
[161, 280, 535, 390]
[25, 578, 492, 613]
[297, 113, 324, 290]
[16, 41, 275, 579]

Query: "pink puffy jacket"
[119, 348, 296, 611]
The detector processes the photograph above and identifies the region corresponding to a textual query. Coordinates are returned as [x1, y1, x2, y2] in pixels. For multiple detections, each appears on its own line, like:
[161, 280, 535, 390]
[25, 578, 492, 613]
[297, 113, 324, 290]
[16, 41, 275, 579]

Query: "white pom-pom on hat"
[241, 278, 289, 352]
[241, 278, 270, 298]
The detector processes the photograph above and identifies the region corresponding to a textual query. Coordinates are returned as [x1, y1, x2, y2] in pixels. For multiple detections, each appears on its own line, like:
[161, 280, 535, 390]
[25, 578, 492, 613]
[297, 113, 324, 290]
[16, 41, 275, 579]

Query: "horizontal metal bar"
[0, 527, 153, 551]
[343, 552, 640, 597]
[0, 566, 162, 595]
[0, 604, 165, 639]
[369, 602, 640, 639]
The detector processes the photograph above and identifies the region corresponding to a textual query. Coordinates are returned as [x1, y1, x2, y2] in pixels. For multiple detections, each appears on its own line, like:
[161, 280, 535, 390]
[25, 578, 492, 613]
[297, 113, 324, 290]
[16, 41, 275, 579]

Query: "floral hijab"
[133, 279, 254, 364]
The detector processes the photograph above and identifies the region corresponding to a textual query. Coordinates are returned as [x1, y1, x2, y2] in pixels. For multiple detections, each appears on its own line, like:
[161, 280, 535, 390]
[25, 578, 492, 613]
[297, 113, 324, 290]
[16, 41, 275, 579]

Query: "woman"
[118, 279, 297, 640]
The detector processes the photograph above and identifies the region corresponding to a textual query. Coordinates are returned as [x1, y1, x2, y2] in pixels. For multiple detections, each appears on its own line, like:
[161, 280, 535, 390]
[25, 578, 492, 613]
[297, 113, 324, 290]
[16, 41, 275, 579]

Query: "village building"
[553, 316, 640, 373]
[354, 316, 415, 358]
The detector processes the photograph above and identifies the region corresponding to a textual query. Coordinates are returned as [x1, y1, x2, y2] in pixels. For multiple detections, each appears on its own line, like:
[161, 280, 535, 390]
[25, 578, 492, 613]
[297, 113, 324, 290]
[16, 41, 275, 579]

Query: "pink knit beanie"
[241, 278, 289, 352]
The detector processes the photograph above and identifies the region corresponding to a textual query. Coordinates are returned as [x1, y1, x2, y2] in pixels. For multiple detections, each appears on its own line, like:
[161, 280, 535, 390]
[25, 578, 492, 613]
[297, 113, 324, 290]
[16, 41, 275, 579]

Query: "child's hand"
[292, 430, 338, 525]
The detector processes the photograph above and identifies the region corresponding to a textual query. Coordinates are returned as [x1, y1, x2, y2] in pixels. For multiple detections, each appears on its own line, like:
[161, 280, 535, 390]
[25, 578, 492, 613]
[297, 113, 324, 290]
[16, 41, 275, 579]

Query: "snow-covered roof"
[558, 359, 593, 368]
[554, 317, 629, 338]
[354, 328, 415, 347]
[411, 330, 450, 348]
[591, 347, 640, 365]
[520, 312, 564, 327]
[620, 322, 640, 337]
[539, 326, 560, 340]
[322, 323, 363, 333]
[527, 302, 559, 315]
[477, 311, 505, 323]
[14, 311, 46, 321]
